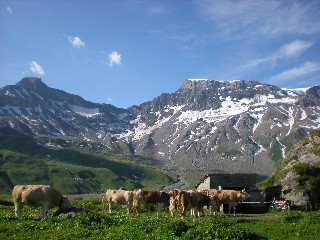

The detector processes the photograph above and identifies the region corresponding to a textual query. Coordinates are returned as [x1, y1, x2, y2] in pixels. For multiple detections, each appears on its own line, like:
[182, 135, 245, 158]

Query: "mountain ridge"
[1, 77, 319, 187]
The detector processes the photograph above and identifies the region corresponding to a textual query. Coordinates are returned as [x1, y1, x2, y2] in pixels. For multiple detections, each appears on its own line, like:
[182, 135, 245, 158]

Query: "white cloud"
[270, 61, 320, 83]
[279, 40, 313, 58]
[67, 36, 85, 48]
[29, 61, 45, 76]
[197, 0, 320, 38]
[240, 39, 313, 71]
[107, 97, 113, 103]
[107, 51, 121, 67]
[6, 6, 12, 14]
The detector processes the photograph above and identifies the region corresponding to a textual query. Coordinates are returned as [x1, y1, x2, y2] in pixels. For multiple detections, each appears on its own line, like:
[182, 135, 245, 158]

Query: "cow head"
[59, 196, 72, 210]
[240, 189, 250, 201]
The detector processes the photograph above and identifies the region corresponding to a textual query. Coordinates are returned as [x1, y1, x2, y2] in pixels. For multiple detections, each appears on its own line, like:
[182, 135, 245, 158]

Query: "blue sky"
[1, 0, 319, 108]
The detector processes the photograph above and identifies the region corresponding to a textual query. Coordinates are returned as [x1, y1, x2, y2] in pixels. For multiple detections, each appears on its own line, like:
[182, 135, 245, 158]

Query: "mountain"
[118, 79, 320, 186]
[1, 77, 320, 187]
[0, 77, 132, 143]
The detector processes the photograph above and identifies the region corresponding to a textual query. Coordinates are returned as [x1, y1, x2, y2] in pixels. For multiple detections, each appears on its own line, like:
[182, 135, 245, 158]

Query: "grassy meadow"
[0, 196, 319, 240]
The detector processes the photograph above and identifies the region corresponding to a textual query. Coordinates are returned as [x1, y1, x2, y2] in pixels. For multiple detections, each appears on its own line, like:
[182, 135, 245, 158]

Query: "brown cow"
[105, 189, 133, 214]
[176, 190, 215, 219]
[12, 185, 72, 219]
[133, 189, 170, 217]
[210, 189, 250, 215]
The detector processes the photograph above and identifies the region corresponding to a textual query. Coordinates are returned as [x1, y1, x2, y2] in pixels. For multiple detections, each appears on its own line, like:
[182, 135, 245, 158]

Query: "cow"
[12, 185, 72, 219]
[104, 189, 133, 214]
[168, 189, 180, 217]
[199, 189, 220, 213]
[133, 189, 170, 217]
[176, 190, 215, 219]
[209, 189, 250, 215]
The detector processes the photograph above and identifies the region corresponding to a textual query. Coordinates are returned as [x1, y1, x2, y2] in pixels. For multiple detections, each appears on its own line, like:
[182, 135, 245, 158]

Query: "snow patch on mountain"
[120, 105, 185, 140]
[69, 104, 101, 117]
[188, 78, 209, 82]
[282, 87, 309, 96]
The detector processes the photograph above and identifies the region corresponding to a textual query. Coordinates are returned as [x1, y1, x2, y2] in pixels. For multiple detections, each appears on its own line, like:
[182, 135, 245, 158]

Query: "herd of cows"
[104, 188, 250, 219]
[11, 185, 250, 219]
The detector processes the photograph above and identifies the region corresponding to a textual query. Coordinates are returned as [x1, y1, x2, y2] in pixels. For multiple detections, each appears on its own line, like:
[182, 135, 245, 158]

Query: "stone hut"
[195, 173, 271, 213]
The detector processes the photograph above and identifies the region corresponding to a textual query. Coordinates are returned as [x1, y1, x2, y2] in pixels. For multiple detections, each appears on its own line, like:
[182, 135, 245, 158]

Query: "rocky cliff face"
[1, 78, 319, 187]
[261, 130, 320, 208]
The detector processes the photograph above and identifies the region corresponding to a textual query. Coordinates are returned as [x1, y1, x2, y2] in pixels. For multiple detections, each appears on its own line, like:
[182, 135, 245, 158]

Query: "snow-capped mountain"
[0, 77, 132, 144]
[1, 77, 320, 187]
[117, 79, 320, 185]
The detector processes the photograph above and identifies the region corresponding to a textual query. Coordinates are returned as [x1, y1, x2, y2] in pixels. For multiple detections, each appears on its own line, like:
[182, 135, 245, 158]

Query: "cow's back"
[13, 185, 61, 206]
[141, 190, 159, 203]
[106, 190, 133, 205]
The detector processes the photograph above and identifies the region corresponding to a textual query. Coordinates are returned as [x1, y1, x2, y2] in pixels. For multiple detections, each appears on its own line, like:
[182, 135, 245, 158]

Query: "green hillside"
[0, 127, 177, 195]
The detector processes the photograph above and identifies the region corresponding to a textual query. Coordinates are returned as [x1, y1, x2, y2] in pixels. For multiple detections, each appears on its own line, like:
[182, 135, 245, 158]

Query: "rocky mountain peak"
[17, 77, 47, 90]
[179, 79, 212, 90]
[179, 79, 264, 92]
[306, 86, 320, 98]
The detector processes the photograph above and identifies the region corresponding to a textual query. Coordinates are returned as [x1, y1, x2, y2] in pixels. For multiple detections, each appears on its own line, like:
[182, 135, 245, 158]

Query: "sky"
[0, 0, 320, 109]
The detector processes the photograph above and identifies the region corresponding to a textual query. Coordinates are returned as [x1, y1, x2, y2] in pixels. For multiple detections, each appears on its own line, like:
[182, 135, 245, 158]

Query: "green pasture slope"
[0, 197, 320, 240]
[0, 127, 177, 195]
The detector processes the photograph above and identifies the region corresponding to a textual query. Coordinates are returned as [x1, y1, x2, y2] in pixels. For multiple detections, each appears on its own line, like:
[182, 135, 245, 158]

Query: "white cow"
[105, 189, 133, 214]
[209, 189, 250, 215]
[12, 185, 72, 219]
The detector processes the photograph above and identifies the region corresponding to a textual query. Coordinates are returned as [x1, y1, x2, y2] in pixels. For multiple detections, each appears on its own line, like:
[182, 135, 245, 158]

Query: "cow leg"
[126, 203, 131, 214]
[191, 208, 197, 219]
[179, 206, 186, 220]
[42, 202, 49, 219]
[108, 202, 112, 213]
[181, 209, 186, 220]
[169, 197, 175, 217]
[14, 201, 22, 218]
[212, 201, 221, 215]
[192, 208, 197, 219]
[200, 207, 204, 217]
[147, 205, 151, 216]
[195, 208, 200, 219]
[156, 203, 161, 217]
[133, 204, 139, 214]
[198, 208, 202, 218]
[210, 206, 214, 215]
[163, 204, 168, 216]
[232, 204, 236, 216]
